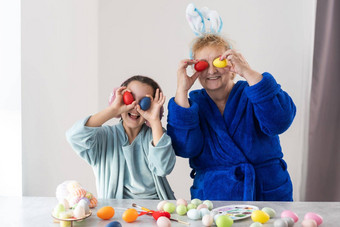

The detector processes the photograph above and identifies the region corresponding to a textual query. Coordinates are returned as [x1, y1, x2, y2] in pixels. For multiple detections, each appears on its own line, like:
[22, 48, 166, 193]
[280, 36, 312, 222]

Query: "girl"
[66, 75, 176, 199]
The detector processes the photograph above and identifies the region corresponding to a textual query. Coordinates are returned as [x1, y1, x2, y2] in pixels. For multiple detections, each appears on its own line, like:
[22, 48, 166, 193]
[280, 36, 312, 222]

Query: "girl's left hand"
[136, 88, 165, 126]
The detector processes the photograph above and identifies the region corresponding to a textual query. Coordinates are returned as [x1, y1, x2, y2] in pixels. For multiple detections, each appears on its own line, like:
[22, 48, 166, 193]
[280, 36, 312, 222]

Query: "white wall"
[20, 0, 316, 201]
[98, 0, 316, 201]
[0, 0, 22, 196]
[22, 0, 98, 196]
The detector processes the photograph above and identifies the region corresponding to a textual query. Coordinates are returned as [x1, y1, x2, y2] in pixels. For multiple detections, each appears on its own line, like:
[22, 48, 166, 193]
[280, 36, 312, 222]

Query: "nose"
[207, 62, 217, 74]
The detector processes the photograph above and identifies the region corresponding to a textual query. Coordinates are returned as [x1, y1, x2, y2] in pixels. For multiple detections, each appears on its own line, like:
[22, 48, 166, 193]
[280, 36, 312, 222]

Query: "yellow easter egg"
[251, 210, 270, 224]
[213, 57, 228, 68]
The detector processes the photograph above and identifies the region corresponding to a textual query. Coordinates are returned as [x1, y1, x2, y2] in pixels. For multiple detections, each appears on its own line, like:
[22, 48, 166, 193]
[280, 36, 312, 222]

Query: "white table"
[0, 197, 339, 226]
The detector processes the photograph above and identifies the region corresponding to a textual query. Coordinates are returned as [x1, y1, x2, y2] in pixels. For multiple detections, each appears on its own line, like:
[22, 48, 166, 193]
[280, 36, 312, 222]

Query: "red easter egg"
[194, 61, 209, 72]
[123, 91, 134, 105]
[152, 211, 171, 220]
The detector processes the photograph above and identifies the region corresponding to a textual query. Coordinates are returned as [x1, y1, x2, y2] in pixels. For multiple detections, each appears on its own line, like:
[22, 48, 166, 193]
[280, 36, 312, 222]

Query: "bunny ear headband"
[186, 3, 223, 36]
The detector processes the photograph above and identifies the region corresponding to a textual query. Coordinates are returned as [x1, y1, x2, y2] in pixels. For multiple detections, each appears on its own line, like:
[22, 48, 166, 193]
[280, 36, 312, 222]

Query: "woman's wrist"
[175, 90, 190, 108]
[243, 69, 263, 86]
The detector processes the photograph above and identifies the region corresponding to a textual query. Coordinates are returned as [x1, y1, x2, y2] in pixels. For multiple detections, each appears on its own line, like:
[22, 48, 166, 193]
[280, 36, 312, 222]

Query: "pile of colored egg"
[158, 198, 218, 226]
[56, 181, 97, 209]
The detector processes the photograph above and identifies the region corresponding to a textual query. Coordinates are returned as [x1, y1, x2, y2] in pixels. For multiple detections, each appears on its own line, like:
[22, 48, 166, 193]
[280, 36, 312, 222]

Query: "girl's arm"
[136, 88, 165, 146]
[86, 86, 136, 127]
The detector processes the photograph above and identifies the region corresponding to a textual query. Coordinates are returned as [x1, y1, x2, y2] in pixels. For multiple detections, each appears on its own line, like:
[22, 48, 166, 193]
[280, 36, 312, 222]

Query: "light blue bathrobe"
[66, 116, 176, 199]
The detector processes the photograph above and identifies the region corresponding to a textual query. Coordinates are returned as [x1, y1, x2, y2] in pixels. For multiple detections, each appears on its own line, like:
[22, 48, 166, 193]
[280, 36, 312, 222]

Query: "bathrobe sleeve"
[146, 132, 176, 177]
[245, 72, 296, 136]
[66, 116, 108, 166]
[167, 98, 204, 158]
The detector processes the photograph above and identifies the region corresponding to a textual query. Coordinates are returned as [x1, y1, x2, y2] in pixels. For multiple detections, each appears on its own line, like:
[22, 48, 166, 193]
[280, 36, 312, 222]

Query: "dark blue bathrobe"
[167, 73, 296, 201]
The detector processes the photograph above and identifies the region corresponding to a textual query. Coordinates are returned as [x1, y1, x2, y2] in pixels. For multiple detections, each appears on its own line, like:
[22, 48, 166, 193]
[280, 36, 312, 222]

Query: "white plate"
[211, 204, 258, 221]
[52, 210, 92, 222]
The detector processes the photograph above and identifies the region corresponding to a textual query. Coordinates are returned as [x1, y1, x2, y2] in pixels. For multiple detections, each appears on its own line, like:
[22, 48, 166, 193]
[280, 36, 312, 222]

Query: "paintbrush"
[132, 203, 190, 225]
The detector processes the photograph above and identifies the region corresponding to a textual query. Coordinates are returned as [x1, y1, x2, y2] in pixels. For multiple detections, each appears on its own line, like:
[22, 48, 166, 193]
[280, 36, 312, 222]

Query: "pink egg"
[176, 198, 188, 206]
[281, 210, 299, 223]
[156, 216, 171, 227]
[197, 204, 208, 210]
[304, 212, 323, 226]
[157, 201, 168, 211]
[301, 219, 317, 227]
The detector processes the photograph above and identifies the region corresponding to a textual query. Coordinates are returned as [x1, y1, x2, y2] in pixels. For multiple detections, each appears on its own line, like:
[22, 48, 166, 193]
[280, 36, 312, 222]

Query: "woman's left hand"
[220, 49, 262, 85]
[136, 88, 165, 126]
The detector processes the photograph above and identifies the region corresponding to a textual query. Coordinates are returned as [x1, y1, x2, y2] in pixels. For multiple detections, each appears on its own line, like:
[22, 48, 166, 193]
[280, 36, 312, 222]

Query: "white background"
[1, 0, 316, 201]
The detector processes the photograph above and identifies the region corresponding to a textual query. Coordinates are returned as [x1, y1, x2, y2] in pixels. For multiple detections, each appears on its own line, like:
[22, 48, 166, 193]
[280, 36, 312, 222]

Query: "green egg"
[176, 204, 187, 215]
[163, 202, 176, 214]
[203, 200, 214, 210]
[261, 207, 276, 218]
[187, 203, 197, 210]
[216, 215, 233, 227]
[191, 198, 202, 206]
[250, 222, 263, 227]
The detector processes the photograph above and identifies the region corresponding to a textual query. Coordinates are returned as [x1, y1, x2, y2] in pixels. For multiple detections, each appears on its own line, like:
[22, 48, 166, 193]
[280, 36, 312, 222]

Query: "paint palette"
[211, 204, 259, 221]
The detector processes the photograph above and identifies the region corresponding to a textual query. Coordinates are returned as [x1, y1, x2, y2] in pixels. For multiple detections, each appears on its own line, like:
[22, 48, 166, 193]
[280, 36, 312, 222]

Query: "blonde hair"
[191, 34, 232, 59]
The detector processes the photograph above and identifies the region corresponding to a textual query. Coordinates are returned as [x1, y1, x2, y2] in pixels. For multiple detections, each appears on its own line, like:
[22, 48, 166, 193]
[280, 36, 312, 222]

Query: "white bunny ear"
[200, 6, 223, 34]
[186, 3, 206, 36]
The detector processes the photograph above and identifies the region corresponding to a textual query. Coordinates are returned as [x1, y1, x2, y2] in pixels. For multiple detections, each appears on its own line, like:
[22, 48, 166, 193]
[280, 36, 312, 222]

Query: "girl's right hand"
[109, 86, 136, 118]
[175, 59, 200, 108]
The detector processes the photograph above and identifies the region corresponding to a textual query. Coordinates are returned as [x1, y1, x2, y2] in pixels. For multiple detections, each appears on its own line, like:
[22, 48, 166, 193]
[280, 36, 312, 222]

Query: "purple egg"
[139, 97, 151, 110]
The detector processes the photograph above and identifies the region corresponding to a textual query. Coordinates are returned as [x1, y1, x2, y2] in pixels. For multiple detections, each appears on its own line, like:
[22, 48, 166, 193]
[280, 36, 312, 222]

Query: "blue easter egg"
[106, 221, 122, 227]
[139, 97, 151, 110]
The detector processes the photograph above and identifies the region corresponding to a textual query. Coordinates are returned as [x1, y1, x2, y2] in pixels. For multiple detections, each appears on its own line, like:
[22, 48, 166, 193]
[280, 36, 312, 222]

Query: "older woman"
[167, 34, 296, 201]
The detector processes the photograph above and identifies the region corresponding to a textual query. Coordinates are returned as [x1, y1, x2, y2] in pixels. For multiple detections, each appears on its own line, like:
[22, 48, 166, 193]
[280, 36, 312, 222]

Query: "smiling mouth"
[128, 113, 140, 120]
[207, 76, 220, 80]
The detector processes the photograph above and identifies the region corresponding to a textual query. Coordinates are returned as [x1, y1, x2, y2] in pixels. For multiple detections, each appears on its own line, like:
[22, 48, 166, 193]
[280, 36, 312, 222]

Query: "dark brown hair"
[120, 75, 162, 97]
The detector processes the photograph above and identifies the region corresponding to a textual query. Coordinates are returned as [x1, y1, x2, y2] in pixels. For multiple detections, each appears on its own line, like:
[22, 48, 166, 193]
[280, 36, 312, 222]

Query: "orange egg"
[122, 208, 139, 223]
[97, 206, 115, 220]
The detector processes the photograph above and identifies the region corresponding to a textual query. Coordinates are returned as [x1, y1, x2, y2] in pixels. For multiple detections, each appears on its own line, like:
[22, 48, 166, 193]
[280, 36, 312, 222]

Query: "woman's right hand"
[109, 86, 136, 118]
[175, 59, 200, 108]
